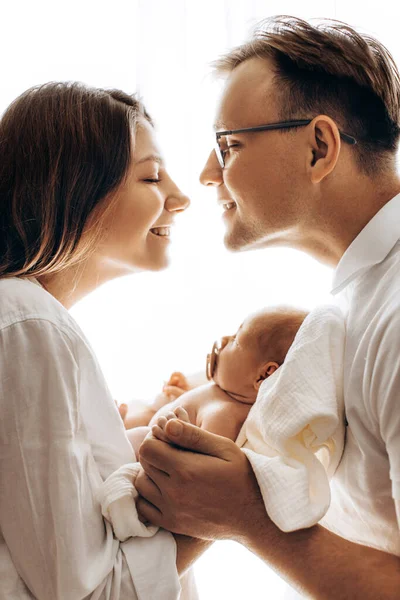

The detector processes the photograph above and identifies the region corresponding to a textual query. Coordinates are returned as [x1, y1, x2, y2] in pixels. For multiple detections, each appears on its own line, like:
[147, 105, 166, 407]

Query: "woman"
[0, 82, 192, 599]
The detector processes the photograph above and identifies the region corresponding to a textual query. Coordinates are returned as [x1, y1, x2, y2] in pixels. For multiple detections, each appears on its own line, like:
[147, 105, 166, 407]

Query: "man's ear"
[254, 361, 280, 390]
[307, 115, 341, 184]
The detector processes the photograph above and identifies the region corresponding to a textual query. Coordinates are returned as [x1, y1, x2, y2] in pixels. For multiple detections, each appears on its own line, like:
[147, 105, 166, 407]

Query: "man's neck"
[300, 175, 400, 267]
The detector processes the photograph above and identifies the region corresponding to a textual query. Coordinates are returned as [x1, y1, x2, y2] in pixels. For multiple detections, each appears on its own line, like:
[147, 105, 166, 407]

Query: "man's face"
[200, 57, 311, 252]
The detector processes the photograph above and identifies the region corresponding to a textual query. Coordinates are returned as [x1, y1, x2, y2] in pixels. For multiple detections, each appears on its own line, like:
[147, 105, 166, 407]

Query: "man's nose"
[199, 150, 223, 187]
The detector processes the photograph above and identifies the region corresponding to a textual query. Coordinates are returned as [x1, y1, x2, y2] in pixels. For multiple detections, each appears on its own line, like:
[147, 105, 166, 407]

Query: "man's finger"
[135, 469, 164, 506]
[164, 419, 236, 460]
[136, 497, 163, 526]
[139, 436, 191, 473]
[139, 454, 170, 485]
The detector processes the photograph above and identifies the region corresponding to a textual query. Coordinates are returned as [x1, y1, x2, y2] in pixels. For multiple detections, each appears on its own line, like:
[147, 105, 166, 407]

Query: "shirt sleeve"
[0, 318, 180, 600]
[370, 310, 400, 531]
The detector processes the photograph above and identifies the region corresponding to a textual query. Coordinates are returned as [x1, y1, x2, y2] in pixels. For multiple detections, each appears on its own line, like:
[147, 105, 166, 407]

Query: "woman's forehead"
[133, 120, 163, 163]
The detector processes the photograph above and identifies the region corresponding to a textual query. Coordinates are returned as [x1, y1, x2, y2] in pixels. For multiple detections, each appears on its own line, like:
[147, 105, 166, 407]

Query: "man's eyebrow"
[213, 120, 230, 131]
[135, 154, 164, 165]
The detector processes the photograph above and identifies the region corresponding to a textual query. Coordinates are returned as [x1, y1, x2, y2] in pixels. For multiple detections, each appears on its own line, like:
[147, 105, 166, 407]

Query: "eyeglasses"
[214, 119, 357, 168]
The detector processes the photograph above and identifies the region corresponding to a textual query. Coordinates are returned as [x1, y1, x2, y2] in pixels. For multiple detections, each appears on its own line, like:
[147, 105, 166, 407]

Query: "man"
[136, 16, 400, 598]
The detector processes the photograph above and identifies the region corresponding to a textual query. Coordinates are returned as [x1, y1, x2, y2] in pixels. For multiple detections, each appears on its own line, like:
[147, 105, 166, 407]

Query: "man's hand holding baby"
[136, 418, 266, 541]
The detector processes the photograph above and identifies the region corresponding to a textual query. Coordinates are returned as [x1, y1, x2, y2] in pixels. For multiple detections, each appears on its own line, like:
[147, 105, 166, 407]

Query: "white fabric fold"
[98, 463, 158, 541]
[236, 305, 346, 532]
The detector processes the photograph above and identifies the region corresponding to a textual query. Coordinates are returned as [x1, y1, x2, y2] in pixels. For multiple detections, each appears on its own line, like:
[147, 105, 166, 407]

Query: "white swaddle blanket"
[98, 462, 158, 540]
[98, 304, 345, 541]
[236, 304, 346, 532]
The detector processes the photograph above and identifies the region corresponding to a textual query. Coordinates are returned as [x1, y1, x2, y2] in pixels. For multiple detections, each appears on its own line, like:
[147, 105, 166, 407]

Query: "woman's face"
[94, 118, 190, 275]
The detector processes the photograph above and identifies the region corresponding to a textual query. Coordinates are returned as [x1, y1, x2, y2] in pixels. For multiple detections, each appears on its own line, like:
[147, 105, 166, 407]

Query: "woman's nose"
[165, 192, 190, 213]
[199, 150, 223, 187]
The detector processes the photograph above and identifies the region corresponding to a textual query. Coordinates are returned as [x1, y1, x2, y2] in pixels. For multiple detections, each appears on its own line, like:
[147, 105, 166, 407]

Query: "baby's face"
[209, 314, 263, 403]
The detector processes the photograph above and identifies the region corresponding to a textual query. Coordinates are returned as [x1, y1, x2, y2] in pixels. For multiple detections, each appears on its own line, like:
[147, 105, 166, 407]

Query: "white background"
[2, 1, 400, 597]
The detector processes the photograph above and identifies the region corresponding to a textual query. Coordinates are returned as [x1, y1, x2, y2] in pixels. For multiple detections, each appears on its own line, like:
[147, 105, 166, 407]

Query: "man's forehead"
[214, 57, 277, 129]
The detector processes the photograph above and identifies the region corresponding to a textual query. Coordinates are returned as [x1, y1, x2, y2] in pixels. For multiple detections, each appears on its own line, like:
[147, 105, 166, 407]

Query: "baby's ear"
[254, 361, 280, 390]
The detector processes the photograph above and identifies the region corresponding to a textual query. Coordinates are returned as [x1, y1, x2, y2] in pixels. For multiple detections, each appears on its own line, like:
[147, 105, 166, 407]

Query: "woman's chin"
[139, 253, 170, 272]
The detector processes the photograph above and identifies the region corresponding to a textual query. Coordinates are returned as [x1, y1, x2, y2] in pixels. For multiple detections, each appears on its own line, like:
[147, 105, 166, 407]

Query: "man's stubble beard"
[224, 215, 268, 253]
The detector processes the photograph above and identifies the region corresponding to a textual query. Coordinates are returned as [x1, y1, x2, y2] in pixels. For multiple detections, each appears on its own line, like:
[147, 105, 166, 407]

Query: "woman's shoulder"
[0, 277, 79, 338]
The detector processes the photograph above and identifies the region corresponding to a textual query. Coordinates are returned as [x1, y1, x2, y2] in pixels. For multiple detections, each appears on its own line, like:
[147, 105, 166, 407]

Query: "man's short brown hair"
[214, 16, 400, 176]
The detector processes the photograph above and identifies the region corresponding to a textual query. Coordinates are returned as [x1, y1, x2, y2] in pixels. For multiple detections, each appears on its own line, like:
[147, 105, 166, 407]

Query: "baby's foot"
[151, 407, 190, 443]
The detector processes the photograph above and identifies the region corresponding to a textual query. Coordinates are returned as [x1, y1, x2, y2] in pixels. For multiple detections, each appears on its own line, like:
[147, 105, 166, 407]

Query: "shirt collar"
[331, 193, 400, 295]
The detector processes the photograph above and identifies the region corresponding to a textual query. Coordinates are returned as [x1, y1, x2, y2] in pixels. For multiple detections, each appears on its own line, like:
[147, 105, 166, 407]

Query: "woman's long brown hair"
[0, 82, 152, 278]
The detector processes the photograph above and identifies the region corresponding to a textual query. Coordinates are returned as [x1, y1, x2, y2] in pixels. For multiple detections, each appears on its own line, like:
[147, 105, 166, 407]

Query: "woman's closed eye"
[143, 177, 162, 184]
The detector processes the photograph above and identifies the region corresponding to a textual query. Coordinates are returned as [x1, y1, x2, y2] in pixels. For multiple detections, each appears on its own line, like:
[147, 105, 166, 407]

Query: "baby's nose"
[219, 336, 231, 350]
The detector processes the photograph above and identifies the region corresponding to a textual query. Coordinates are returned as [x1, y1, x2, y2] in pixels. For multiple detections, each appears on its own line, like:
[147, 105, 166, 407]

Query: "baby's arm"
[198, 392, 251, 441]
[126, 426, 150, 458]
[118, 372, 193, 430]
[152, 384, 252, 442]
[199, 405, 250, 441]
[125, 386, 198, 456]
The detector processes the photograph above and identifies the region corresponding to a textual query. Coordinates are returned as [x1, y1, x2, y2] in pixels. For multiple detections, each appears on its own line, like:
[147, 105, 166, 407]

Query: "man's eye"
[222, 143, 241, 159]
[143, 178, 161, 184]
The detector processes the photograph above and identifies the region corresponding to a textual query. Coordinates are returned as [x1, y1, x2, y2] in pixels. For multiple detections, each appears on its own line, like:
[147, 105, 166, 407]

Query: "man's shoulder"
[355, 241, 400, 314]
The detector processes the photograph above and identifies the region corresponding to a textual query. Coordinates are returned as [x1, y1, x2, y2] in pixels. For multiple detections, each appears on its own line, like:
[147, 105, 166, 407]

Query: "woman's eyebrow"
[135, 154, 164, 165]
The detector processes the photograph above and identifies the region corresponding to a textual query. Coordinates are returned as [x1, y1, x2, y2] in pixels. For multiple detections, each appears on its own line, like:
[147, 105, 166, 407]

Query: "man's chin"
[223, 230, 260, 253]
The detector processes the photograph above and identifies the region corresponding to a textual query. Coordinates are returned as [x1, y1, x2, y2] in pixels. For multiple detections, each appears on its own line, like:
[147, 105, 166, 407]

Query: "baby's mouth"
[206, 340, 220, 380]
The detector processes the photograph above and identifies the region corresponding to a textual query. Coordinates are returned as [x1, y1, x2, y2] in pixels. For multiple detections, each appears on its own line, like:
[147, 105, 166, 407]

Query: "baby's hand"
[151, 406, 191, 443]
[162, 371, 191, 401]
[152, 371, 191, 410]
[167, 372, 191, 390]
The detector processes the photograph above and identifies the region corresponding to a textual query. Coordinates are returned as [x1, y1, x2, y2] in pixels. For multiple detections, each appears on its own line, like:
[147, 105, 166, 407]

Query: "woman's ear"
[307, 115, 341, 184]
[254, 361, 280, 390]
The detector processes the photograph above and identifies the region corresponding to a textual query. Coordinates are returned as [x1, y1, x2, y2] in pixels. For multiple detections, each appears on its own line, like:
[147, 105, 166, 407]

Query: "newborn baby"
[144, 306, 308, 446]
[98, 305, 313, 540]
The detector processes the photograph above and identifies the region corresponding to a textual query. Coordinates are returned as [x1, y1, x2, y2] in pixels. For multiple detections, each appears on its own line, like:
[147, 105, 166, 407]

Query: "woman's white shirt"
[0, 277, 180, 600]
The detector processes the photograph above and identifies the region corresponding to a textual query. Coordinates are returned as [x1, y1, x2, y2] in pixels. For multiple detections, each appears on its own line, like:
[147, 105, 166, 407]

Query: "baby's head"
[207, 306, 308, 403]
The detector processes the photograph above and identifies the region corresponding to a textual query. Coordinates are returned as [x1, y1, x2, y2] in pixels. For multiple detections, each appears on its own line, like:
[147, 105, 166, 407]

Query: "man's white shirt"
[285, 194, 400, 599]
[321, 193, 400, 556]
